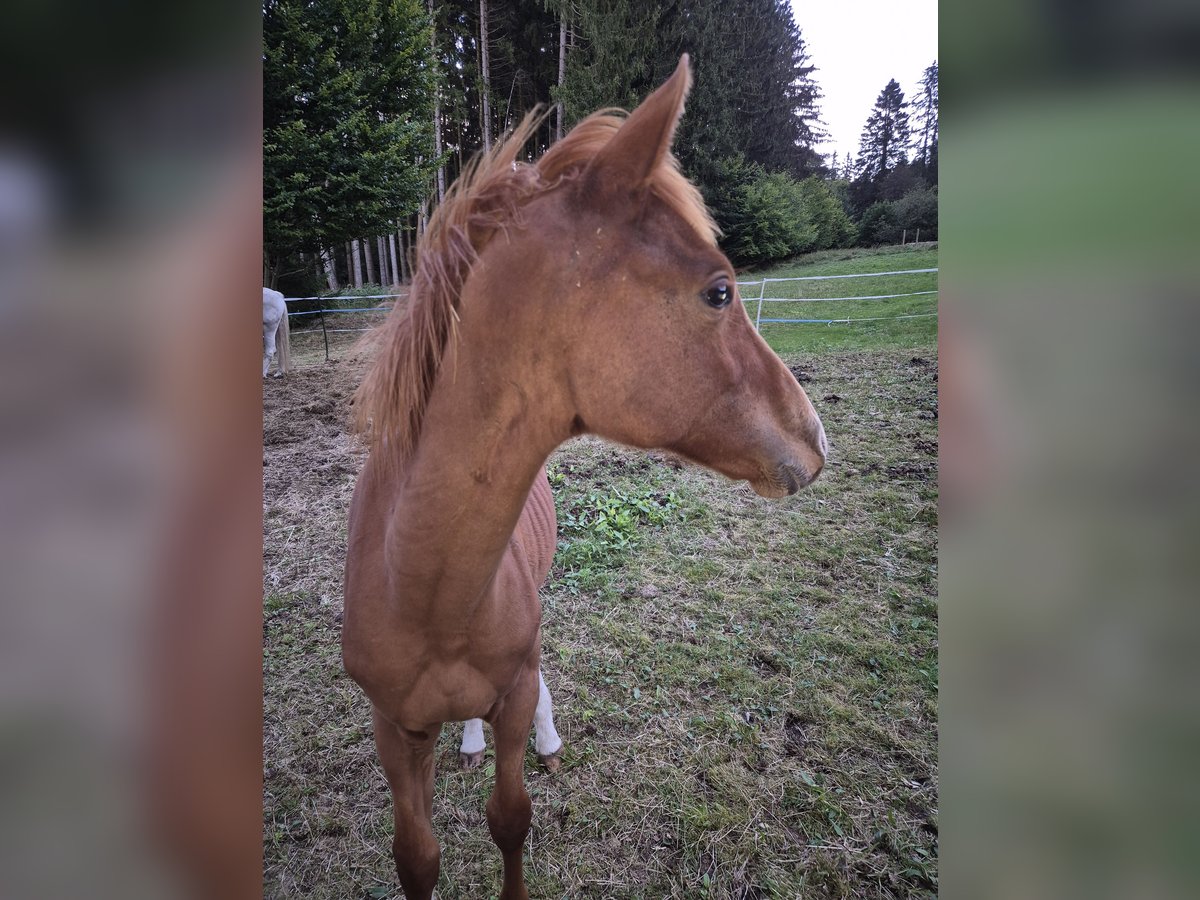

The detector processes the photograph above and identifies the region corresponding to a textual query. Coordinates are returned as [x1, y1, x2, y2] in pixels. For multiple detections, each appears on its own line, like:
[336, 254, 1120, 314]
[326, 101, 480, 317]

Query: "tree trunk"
[388, 231, 399, 286]
[406, 225, 413, 281]
[406, 225, 413, 280]
[350, 239, 363, 288]
[430, 1, 445, 204]
[363, 236, 377, 284]
[397, 227, 407, 282]
[321, 248, 339, 291]
[378, 236, 388, 283]
[435, 104, 446, 204]
[921, 109, 930, 167]
[405, 223, 415, 278]
[479, 0, 492, 153]
[556, 13, 567, 142]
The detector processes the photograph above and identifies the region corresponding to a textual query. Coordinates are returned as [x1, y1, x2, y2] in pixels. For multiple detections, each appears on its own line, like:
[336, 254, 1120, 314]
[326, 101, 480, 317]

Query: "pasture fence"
[282, 292, 406, 361]
[735, 267, 938, 330]
[280, 266, 938, 362]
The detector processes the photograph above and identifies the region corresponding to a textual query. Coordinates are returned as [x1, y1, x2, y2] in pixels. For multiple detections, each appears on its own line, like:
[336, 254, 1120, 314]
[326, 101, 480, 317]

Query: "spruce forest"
[264, 0, 938, 292]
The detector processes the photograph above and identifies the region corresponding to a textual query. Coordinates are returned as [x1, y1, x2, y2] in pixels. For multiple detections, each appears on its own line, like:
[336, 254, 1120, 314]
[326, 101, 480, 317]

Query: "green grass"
[740, 244, 938, 354]
[548, 466, 686, 594]
[263, 334, 938, 897]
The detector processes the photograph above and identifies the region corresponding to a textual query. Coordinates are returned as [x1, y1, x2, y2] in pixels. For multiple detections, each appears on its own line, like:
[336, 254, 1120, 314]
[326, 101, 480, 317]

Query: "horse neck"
[380, 333, 566, 618]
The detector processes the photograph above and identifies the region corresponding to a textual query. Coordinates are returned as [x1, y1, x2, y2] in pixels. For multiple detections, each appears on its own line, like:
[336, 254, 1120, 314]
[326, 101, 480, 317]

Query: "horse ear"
[588, 54, 692, 187]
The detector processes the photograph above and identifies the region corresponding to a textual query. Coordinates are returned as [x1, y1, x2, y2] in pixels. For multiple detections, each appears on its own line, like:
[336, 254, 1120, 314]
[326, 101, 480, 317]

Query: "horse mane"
[352, 106, 718, 456]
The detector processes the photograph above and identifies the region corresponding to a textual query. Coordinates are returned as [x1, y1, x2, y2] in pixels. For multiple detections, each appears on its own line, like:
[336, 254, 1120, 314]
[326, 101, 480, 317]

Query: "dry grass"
[263, 346, 938, 899]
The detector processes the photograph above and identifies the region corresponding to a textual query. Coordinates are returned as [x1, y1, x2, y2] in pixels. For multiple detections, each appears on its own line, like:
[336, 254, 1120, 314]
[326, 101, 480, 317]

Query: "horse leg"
[263, 323, 276, 377]
[485, 663, 539, 900]
[463, 670, 562, 772]
[372, 707, 441, 900]
[534, 670, 564, 772]
[459, 718, 486, 768]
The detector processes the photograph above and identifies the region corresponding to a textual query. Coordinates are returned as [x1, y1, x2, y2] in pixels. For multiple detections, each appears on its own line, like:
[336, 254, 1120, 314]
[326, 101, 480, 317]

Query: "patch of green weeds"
[551, 482, 681, 590]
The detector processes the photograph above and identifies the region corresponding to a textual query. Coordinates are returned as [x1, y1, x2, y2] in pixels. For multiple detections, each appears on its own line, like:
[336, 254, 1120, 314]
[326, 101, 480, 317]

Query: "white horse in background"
[263, 287, 291, 377]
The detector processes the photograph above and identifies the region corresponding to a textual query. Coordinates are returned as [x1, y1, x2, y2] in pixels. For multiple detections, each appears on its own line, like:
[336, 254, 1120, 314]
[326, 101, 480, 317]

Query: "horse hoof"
[459, 750, 485, 769]
[537, 746, 564, 773]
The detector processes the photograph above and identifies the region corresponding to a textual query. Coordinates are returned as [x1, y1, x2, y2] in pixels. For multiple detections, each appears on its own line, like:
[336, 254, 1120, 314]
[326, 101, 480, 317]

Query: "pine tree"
[263, 0, 438, 281]
[853, 79, 911, 182]
[430, 0, 558, 186]
[555, 0, 663, 123]
[732, 0, 825, 177]
[427, 0, 483, 189]
[487, 0, 559, 144]
[913, 61, 938, 169]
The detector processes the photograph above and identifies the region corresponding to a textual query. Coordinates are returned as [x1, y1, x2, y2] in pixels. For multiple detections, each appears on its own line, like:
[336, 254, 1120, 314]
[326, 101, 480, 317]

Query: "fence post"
[320, 311, 330, 362]
[902, 228, 907, 245]
[915, 227, 920, 244]
[754, 279, 767, 332]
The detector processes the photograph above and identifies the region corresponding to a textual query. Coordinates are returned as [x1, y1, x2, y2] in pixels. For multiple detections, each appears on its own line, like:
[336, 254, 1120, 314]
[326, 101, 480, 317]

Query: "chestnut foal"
[343, 56, 826, 899]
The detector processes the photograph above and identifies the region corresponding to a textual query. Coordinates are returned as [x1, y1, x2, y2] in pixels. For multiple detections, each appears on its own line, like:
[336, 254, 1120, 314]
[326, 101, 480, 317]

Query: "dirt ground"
[264, 348, 938, 899]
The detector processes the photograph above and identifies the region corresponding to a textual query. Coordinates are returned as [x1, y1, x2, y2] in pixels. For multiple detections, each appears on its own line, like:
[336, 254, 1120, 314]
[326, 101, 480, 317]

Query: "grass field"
[744, 244, 938, 356]
[264, 245, 938, 897]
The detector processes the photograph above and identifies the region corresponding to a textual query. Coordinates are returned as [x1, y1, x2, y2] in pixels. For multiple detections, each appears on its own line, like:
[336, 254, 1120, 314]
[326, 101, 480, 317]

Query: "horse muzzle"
[750, 420, 827, 498]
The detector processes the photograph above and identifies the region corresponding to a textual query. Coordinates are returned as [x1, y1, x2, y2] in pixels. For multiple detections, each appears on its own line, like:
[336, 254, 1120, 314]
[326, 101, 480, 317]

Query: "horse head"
[463, 55, 826, 496]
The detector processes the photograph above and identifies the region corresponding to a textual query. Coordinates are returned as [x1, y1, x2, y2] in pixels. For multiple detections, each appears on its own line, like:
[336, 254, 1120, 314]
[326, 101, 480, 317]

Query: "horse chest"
[350, 557, 542, 730]
[377, 652, 527, 729]
[420, 662, 510, 724]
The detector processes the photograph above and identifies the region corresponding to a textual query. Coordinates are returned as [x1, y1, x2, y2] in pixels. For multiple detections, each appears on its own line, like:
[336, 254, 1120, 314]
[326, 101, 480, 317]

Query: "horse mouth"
[750, 463, 814, 498]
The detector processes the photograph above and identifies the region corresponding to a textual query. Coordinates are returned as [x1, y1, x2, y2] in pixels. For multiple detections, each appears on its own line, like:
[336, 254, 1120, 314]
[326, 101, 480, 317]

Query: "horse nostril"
[806, 420, 827, 463]
[780, 466, 800, 495]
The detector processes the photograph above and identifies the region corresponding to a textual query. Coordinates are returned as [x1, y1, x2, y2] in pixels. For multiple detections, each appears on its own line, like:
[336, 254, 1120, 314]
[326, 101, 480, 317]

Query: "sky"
[790, 1, 938, 167]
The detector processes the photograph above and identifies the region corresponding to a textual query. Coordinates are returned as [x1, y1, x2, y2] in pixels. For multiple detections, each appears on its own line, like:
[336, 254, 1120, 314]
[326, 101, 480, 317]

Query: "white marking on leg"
[460, 718, 485, 755]
[534, 670, 562, 757]
[263, 325, 276, 377]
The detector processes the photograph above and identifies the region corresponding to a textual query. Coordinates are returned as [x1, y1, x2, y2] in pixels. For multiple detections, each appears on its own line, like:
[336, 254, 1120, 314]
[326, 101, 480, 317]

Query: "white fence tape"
[758, 290, 937, 304]
[283, 292, 405, 302]
[736, 267, 937, 330]
[736, 267, 937, 287]
[280, 266, 938, 346]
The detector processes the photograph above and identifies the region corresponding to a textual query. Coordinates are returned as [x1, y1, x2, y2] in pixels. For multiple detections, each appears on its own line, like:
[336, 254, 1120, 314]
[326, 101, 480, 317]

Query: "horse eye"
[703, 281, 732, 309]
